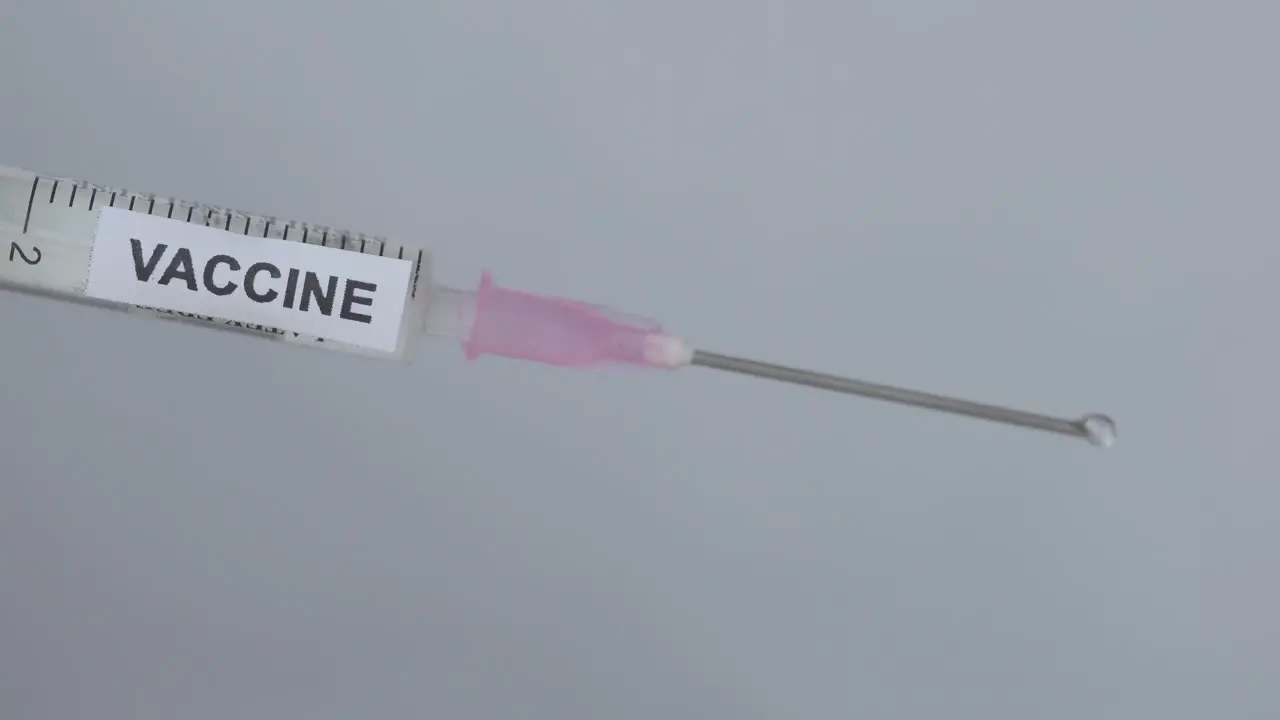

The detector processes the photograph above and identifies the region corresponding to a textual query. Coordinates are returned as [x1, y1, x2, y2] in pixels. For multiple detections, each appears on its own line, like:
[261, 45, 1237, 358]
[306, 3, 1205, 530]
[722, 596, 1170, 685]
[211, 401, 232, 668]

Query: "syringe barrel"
[0, 165, 434, 362]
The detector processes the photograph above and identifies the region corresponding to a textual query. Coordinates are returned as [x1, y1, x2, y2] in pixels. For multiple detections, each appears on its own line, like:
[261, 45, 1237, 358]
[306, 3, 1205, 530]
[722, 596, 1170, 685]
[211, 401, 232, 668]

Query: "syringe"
[0, 164, 1116, 447]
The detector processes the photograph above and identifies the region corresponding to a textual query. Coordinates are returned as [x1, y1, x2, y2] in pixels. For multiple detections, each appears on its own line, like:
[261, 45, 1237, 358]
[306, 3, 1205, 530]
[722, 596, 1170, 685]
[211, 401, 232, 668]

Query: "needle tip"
[1080, 413, 1118, 448]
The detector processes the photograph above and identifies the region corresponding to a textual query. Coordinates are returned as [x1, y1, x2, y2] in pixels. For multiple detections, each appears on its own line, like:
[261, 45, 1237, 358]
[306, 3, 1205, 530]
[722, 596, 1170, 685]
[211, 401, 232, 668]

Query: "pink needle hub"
[430, 271, 692, 370]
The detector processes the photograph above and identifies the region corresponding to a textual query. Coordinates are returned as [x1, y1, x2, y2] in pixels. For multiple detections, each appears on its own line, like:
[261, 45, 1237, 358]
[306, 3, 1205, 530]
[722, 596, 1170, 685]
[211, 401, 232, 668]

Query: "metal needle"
[690, 350, 1116, 447]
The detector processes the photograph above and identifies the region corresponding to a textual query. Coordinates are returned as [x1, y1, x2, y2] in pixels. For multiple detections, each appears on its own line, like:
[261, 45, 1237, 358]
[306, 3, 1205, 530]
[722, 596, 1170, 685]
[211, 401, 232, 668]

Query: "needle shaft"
[689, 350, 1115, 447]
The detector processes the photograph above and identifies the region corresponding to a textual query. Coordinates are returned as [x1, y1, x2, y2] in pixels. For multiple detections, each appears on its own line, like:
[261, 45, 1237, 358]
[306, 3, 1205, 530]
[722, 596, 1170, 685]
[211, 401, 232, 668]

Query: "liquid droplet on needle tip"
[1081, 414, 1117, 448]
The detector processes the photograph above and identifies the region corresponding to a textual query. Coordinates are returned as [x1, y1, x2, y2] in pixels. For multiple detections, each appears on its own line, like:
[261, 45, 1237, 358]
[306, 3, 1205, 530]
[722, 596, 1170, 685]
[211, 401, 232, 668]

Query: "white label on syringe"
[84, 207, 413, 352]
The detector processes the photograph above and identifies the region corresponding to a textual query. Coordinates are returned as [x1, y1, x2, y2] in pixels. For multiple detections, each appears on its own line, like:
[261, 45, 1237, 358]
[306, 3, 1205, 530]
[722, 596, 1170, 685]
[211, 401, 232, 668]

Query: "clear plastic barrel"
[0, 165, 433, 362]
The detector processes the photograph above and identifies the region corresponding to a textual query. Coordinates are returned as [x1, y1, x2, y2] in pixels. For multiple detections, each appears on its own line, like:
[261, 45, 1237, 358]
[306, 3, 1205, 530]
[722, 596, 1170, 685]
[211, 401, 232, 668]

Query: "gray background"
[1, 1, 1275, 718]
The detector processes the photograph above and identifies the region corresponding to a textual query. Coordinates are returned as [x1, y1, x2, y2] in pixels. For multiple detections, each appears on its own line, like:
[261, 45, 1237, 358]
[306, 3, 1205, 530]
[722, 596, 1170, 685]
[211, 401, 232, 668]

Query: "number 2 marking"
[8, 242, 42, 265]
